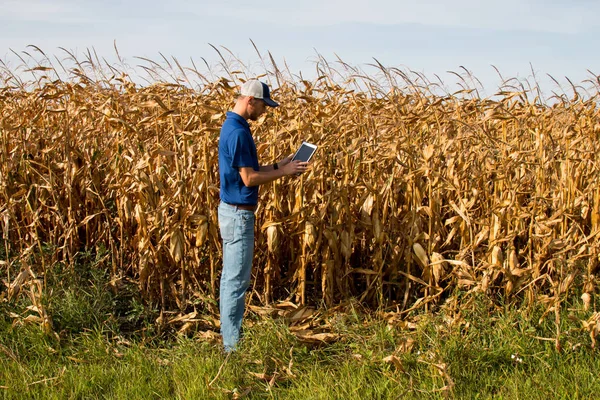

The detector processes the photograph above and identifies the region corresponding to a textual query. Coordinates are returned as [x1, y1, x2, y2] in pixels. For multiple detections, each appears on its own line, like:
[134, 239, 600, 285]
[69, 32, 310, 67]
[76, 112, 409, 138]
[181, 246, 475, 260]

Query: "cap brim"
[263, 98, 279, 107]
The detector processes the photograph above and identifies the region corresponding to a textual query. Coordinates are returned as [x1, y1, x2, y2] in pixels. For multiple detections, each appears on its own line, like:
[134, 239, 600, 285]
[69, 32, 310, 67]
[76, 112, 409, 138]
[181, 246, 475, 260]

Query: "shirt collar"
[226, 111, 250, 130]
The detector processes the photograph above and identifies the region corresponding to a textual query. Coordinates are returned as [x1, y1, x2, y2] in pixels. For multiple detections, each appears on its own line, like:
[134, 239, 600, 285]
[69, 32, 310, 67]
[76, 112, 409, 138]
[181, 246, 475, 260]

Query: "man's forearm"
[241, 168, 286, 187]
[259, 164, 276, 172]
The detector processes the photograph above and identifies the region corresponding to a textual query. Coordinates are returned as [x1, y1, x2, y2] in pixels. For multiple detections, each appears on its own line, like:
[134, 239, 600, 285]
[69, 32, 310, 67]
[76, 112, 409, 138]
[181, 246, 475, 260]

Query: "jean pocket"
[239, 212, 255, 232]
[219, 214, 235, 243]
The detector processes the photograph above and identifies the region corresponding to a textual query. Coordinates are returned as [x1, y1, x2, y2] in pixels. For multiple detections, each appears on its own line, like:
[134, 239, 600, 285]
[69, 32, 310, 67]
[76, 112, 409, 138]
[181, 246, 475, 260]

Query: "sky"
[1, 0, 599, 99]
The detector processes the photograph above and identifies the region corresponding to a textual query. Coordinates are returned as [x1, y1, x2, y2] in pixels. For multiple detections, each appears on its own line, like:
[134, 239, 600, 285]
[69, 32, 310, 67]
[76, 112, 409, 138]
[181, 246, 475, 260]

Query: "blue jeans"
[218, 202, 255, 352]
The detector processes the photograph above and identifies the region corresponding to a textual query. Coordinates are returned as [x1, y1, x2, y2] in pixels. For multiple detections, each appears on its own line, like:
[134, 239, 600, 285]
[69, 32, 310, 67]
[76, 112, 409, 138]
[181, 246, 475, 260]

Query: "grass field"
[2, 261, 599, 399]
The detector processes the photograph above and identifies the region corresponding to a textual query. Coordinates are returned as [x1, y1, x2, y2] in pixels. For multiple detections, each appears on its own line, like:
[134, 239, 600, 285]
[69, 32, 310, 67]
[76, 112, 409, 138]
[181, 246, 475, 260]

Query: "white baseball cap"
[240, 80, 279, 107]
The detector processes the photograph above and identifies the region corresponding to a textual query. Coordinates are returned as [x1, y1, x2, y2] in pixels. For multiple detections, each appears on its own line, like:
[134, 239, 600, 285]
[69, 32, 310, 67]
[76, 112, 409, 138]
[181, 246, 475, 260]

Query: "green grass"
[1, 260, 600, 399]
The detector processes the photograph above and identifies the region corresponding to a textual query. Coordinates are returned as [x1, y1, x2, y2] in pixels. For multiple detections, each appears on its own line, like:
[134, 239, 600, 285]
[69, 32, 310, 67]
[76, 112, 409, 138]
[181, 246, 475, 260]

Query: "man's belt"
[225, 202, 257, 212]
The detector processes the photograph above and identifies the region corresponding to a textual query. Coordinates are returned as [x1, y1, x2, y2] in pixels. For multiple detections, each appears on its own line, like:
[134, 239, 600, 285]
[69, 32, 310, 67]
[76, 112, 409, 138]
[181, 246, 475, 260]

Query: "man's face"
[248, 97, 267, 121]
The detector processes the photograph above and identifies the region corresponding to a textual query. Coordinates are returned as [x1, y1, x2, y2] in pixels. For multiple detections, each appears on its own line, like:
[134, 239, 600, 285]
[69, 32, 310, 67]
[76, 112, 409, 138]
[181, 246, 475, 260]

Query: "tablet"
[291, 142, 318, 162]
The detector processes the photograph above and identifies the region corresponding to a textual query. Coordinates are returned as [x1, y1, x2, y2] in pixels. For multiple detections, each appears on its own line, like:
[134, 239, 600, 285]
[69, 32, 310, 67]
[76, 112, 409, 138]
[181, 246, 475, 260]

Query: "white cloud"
[199, 0, 598, 34]
[3, 1, 597, 34]
[0, 0, 81, 22]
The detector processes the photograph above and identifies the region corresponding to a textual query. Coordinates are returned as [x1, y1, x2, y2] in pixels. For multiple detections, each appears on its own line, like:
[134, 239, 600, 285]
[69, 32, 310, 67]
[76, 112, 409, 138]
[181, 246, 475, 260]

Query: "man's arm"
[259, 164, 276, 172]
[258, 155, 292, 172]
[239, 160, 308, 187]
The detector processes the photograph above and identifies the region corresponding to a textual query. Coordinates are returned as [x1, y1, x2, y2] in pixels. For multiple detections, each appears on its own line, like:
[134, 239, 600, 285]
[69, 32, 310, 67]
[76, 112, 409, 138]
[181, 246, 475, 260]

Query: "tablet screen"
[292, 143, 317, 162]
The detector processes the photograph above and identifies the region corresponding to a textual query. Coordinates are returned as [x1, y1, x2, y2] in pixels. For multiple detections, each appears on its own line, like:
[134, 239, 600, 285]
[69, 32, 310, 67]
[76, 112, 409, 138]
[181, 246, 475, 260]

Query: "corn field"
[1, 48, 600, 339]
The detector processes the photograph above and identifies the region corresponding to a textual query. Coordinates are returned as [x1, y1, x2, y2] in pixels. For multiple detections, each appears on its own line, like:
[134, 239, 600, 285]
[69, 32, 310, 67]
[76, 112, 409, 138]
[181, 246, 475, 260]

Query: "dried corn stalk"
[1, 48, 599, 318]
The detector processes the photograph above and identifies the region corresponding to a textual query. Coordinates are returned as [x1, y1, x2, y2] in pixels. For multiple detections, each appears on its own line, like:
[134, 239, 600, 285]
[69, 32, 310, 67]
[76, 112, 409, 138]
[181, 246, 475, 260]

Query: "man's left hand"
[278, 155, 293, 167]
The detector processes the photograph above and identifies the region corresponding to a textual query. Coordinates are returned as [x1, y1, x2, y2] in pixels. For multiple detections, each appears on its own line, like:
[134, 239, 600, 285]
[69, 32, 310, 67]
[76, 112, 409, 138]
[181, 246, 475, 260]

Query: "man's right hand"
[282, 160, 309, 176]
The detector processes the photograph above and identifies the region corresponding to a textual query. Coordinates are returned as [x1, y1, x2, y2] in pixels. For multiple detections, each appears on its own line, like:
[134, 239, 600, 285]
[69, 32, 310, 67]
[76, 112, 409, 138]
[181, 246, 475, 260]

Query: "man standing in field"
[218, 80, 308, 352]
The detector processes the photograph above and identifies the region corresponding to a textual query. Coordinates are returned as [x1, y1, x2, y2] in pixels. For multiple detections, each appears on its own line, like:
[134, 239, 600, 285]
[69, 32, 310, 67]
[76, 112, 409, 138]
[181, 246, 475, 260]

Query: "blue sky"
[1, 0, 599, 98]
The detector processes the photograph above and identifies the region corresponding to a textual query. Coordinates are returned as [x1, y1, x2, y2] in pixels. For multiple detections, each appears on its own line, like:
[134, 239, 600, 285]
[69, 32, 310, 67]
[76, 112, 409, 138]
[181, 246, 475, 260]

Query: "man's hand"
[282, 160, 309, 176]
[277, 155, 292, 168]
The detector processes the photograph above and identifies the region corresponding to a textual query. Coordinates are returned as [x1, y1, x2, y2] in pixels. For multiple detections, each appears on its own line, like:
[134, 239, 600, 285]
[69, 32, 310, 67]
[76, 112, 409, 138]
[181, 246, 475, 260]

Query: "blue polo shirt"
[218, 111, 259, 205]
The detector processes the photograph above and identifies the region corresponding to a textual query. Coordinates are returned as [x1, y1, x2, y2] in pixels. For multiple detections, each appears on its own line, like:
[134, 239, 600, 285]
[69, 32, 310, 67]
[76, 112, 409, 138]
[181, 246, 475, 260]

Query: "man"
[218, 79, 308, 352]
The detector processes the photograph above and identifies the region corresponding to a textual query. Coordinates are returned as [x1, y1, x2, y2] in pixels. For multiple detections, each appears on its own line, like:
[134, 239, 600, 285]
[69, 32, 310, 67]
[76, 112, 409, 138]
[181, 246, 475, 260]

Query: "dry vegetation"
[1, 47, 600, 348]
